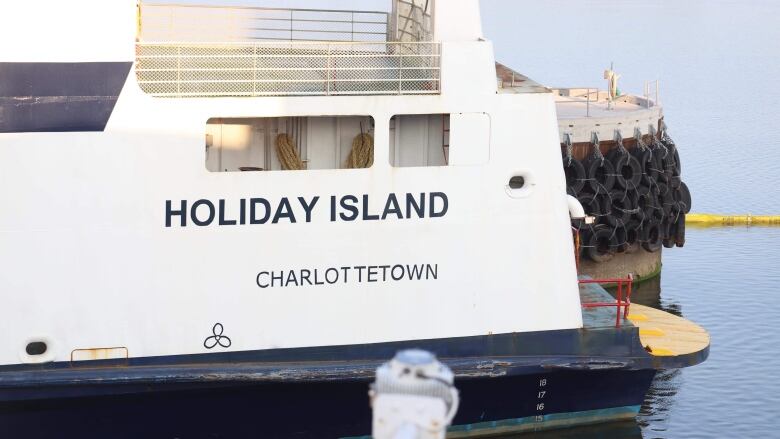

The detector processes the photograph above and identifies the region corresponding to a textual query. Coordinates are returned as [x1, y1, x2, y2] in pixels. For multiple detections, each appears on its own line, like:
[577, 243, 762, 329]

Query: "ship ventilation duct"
[567, 195, 587, 220]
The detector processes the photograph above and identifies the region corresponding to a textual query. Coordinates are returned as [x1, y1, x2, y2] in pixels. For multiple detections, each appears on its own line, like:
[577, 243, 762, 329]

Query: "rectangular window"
[206, 116, 374, 172]
[389, 113, 490, 167]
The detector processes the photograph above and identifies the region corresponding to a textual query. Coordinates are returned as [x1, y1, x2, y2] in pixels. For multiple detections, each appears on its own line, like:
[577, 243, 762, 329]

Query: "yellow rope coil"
[275, 133, 305, 171]
[345, 133, 374, 169]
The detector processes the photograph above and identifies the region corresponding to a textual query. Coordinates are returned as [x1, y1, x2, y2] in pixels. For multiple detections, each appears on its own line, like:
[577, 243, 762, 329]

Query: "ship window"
[389, 113, 490, 168]
[206, 116, 375, 172]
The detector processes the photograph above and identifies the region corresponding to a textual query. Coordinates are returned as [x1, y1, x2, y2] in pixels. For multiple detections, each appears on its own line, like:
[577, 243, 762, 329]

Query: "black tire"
[585, 157, 616, 194]
[671, 187, 684, 220]
[611, 225, 628, 253]
[636, 180, 652, 197]
[651, 145, 669, 184]
[641, 223, 663, 253]
[646, 193, 665, 225]
[624, 220, 641, 254]
[636, 193, 654, 223]
[675, 213, 686, 247]
[583, 224, 617, 263]
[656, 182, 673, 217]
[660, 147, 677, 182]
[670, 143, 682, 176]
[668, 201, 682, 224]
[634, 148, 658, 186]
[563, 155, 587, 194]
[578, 193, 605, 219]
[662, 220, 676, 248]
[680, 181, 692, 214]
[606, 189, 638, 227]
[595, 192, 613, 226]
[609, 149, 643, 190]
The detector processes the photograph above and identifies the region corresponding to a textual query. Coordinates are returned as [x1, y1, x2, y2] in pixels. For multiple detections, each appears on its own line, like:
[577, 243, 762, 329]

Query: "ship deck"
[554, 92, 658, 119]
[579, 281, 710, 360]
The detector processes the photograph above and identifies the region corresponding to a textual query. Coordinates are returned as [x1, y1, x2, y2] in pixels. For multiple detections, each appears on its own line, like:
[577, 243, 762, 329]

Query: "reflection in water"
[631, 275, 681, 317]
[638, 369, 682, 437]
[629, 276, 684, 436]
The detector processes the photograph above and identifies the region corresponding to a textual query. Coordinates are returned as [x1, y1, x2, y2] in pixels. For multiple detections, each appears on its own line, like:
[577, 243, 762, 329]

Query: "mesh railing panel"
[136, 42, 441, 97]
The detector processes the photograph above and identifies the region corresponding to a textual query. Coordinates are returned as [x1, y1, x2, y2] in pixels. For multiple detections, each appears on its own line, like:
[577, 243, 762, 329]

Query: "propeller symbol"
[204, 323, 232, 349]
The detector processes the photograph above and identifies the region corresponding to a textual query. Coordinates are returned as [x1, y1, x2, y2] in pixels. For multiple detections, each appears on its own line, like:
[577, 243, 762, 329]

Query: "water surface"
[481, 1, 780, 436]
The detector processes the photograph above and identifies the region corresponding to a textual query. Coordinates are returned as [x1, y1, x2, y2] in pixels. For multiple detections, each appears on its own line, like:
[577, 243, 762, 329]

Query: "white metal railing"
[644, 80, 660, 108]
[135, 41, 442, 97]
[139, 3, 392, 43]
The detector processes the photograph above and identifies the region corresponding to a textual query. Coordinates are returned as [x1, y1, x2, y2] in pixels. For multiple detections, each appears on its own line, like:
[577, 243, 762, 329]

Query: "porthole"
[19, 336, 56, 364]
[508, 176, 525, 189]
[25, 341, 47, 356]
[505, 171, 534, 198]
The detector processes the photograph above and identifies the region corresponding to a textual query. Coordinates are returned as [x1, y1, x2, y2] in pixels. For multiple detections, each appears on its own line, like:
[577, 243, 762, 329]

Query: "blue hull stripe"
[0, 62, 132, 133]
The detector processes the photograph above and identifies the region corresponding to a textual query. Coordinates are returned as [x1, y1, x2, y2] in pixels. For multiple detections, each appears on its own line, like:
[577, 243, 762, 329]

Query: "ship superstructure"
[0, 1, 707, 437]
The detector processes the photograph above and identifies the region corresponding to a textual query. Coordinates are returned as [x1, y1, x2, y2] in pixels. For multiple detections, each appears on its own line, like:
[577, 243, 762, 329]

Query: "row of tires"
[564, 135, 691, 263]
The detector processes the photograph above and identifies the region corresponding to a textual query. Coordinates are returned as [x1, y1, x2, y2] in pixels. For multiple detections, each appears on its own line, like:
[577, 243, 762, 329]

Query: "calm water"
[482, 1, 780, 437]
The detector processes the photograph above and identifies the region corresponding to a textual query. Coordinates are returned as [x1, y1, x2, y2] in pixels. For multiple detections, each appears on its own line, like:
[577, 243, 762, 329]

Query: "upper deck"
[135, 1, 442, 97]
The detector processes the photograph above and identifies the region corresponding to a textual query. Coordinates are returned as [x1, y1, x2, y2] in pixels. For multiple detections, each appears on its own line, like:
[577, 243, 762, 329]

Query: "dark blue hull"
[0, 368, 655, 439]
[0, 325, 696, 438]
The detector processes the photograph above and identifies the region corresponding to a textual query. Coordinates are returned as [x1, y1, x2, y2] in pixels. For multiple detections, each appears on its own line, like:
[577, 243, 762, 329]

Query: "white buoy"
[370, 349, 459, 439]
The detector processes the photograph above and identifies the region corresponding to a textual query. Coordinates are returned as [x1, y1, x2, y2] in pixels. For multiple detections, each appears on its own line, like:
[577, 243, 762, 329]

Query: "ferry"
[0, 1, 708, 437]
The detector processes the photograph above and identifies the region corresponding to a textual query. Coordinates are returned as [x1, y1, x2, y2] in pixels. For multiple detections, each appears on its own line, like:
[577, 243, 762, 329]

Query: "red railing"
[579, 275, 634, 327]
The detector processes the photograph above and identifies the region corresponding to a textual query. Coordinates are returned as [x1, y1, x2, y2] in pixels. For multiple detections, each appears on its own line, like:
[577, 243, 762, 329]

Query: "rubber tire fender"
[660, 147, 677, 182]
[679, 181, 692, 214]
[634, 148, 657, 194]
[647, 193, 665, 225]
[651, 145, 670, 184]
[662, 220, 676, 248]
[562, 155, 587, 194]
[606, 189, 638, 227]
[674, 213, 686, 248]
[641, 222, 663, 253]
[583, 224, 617, 263]
[585, 157, 616, 194]
[633, 147, 657, 179]
[577, 193, 604, 218]
[635, 193, 655, 224]
[668, 201, 682, 224]
[609, 149, 643, 190]
[656, 182, 673, 217]
[612, 225, 628, 253]
[624, 219, 641, 254]
[665, 141, 682, 176]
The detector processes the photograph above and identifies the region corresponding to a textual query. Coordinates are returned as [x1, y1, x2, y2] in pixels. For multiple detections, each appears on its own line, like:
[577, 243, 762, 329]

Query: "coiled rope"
[275, 133, 305, 170]
[346, 133, 374, 169]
